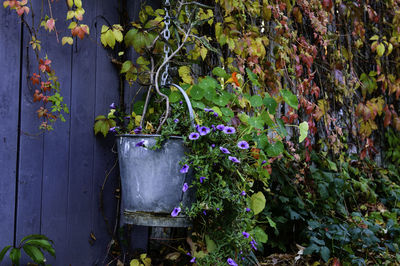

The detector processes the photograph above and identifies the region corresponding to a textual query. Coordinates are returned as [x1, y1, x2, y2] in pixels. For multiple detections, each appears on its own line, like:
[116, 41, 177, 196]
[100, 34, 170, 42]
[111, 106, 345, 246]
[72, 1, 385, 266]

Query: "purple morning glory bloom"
[223, 126, 236, 134]
[204, 108, 214, 112]
[216, 208, 220, 211]
[109, 102, 116, 109]
[219, 147, 231, 154]
[211, 124, 216, 131]
[134, 127, 142, 134]
[182, 183, 188, 192]
[250, 238, 258, 250]
[109, 127, 116, 132]
[186, 252, 191, 256]
[180, 164, 189, 174]
[198, 126, 211, 136]
[237, 140, 250, 149]
[174, 118, 179, 123]
[216, 124, 225, 131]
[227, 258, 238, 266]
[229, 156, 240, 163]
[246, 208, 251, 212]
[211, 144, 216, 148]
[135, 140, 145, 147]
[241, 191, 246, 196]
[261, 160, 267, 165]
[171, 207, 181, 217]
[179, 101, 183, 104]
[190, 257, 196, 263]
[189, 132, 200, 140]
[213, 112, 218, 117]
[203, 210, 207, 215]
[242, 231, 250, 238]
[199, 176, 206, 183]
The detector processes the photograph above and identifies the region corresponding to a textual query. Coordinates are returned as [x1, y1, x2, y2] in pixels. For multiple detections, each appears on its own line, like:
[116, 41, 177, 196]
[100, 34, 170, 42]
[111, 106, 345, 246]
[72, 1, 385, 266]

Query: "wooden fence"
[0, 1, 147, 264]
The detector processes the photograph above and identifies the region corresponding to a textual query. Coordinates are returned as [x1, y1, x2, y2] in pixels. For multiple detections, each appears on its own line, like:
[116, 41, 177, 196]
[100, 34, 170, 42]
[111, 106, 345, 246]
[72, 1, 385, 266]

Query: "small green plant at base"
[0, 234, 55, 266]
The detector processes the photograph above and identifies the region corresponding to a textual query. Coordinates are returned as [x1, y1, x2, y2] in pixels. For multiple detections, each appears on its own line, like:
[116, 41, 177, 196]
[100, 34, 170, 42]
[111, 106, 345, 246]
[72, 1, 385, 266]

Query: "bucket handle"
[170, 83, 195, 128]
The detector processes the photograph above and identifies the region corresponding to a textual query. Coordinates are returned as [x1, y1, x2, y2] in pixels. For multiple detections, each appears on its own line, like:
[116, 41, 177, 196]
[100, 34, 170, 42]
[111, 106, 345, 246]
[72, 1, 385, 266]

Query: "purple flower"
[198, 126, 211, 136]
[134, 127, 142, 134]
[190, 257, 196, 263]
[250, 238, 258, 250]
[216, 124, 225, 131]
[219, 147, 231, 154]
[110, 102, 116, 109]
[186, 252, 191, 256]
[242, 231, 250, 238]
[211, 125, 216, 131]
[189, 132, 200, 140]
[109, 127, 117, 132]
[211, 144, 216, 148]
[199, 176, 206, 183]
[261, 160, 267, 165]
[229, 156, 240, 163]
[227, 258, 238, 266]
[171, 207, 181, 217]
[135, 140, 145, 147]
[204, 108, 214, 112]
[216, 208, 220, 211]
[237, 140, 250, 149]
[246, 208, 251, 212]
[241, 191, 246, 196]
[180, 164, 189, 174]
[213, 112, 218, 117]
[179, 101, 183, 104]
[203, 210, 207, 215]
[223, 126, 236, 134]
[182, 183, 188, 192]
[125, 116, 131, 120]
[174, 118, 179, 123]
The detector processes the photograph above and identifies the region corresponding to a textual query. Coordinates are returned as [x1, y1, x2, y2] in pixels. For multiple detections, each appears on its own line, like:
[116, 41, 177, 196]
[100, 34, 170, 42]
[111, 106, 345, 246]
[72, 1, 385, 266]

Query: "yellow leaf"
[62, 37, 73, 46]
[317, 99, 329, 116]
[66, 10, 75, 20]
[67, 0, 73, 8]
[135, 116, 141, 126]
[200, 46, 208, 61]
[377, 43, 385, 57]
[178, 66, 193, 84]
[74, 0, 82, 8]
[113, 28, 123, 43]
[130, 259, 140, 266]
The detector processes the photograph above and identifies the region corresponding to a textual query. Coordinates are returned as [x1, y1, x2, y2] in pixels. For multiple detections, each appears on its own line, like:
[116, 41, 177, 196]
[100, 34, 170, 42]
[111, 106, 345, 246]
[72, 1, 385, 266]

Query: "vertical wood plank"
[0, 7, 21, 254]
[39, 2, 72, 264]
[65, 0, 97, 263]
[91, 0, 120, 264]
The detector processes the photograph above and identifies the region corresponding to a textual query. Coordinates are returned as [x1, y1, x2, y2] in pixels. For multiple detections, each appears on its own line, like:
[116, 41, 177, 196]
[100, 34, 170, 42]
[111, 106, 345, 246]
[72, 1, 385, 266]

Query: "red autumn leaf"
[322, 0, 333, 11]
[31, 73, 40, 85]
[33, 90, 43, 102]
[332, 258, 341, 266]
[232, 72, 240, 87]
[77, 27, 86, 40]
[360, 148, 367, 160]
[384, 105, 392, 127]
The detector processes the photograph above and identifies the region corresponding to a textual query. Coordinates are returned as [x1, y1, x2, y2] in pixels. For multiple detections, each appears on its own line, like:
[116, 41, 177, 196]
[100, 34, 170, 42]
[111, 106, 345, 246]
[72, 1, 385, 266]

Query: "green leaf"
[250, 192, 266, 215]
[261, 111, 274, 127]
[124, 28, 138, 46]
[263, 94, 277, 115]
[280, 89, 298, 110]
[20, 234, 50, 243]
[133, 100, 145, 115]
[0, 246, 11, 262]
[303, 244, 320, 255]
[205, 235, 217, 253]
[100, 25, 109, 47]
[246, 68, 261, 87]
[190, 85, 205, 100]
[249, 116, 264, 129]
[299, 121, 309, 143]
[203, 87, 217, 101]
[25, 240, 55, 257]
[252, 226, 268, 243]
[23, 245, 45, 264]
[94, 119, 110, 137]
[191, 101, 205, 109]
[266, 217, 276, 228]
[266, 141, 284, 157]
[169, 91, 181, 103]
[377, 43, 385, 57]
[212, 67, 230, 79]
[221, 107, 234, 118]
[320, 246, 330, 262]
[113, 29, 123, 43]
[276, 118, 288, 137]
[121, 60, 133, 74]
[105, 29, 116, 48]
[250, 95, 263, 108]
[213, 93, 231, 106]
[9, 248, 21, 266]
[212, 106, 222, 117]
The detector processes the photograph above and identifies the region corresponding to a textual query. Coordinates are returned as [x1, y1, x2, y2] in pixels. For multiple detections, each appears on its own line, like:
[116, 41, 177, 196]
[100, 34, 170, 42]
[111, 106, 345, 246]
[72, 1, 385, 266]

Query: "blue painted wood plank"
[0, 7, 21, 256]
[39, 2, 72, 265]
[91, 0, 120, 264]
[65, 0, 98, 263]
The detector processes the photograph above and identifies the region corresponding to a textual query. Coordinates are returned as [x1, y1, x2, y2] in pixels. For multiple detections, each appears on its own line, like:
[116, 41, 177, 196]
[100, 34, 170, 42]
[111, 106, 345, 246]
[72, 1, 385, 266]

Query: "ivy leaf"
[212, 67, 230, 79]
[113, 28, 123, 43]
[100, 25, 109, 47]
[124, 28, 138, 46]
[252, 226, 268, 243]
[62, 36, 73, 46]
[200, 46, 208, 60]
[130, 259, 140, 266]
[250, 192, 266, 215]
[266, 141, 284, 157]
[246, 68, 261, 87]
[280, 89, 298, 110]
[94, 119, 110, 137]
[299, 121, 309, 143]
[377, 43, 385, 57]
[121, 60, 133, 74]
[250, 95, 263, 107]
[205, 235, 217, 253]
[105, 29, 116, 48]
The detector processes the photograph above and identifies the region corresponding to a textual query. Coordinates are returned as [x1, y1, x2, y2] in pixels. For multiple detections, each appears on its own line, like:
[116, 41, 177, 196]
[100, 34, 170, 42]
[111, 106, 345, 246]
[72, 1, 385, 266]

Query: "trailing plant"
[0, 234, 55, 266]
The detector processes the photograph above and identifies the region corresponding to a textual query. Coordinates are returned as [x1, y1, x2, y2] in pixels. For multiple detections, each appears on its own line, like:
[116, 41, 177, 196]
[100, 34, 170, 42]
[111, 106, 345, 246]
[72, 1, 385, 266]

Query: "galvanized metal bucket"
[117, 135, 194, 227]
